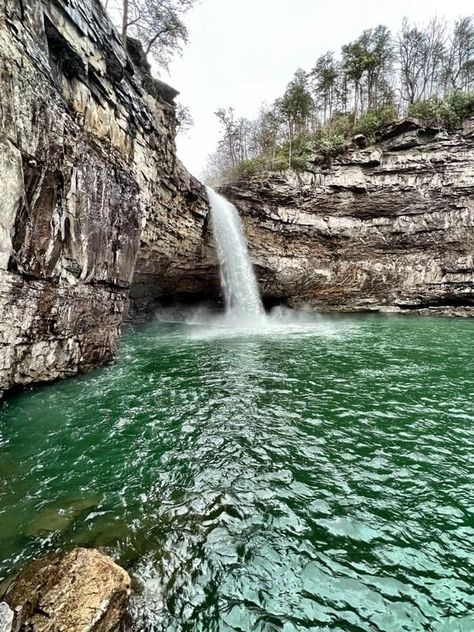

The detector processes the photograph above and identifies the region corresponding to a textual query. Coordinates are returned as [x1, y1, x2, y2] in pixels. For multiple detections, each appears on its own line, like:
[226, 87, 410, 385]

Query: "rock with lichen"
[4, 548, 131, 632]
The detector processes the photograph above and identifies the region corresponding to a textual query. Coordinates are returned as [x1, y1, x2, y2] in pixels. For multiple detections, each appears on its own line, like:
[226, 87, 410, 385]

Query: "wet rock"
[4, 548, 131, 632]
[25, 496, 100, 537]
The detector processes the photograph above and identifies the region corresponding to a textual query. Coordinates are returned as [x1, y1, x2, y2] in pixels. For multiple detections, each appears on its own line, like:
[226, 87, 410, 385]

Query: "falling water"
[206, 187, 265, 318]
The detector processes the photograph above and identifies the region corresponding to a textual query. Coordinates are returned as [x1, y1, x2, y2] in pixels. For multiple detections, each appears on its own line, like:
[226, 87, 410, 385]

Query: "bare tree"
[175, 103, 193, 136]
[121, 0, 196, 69]
[444, 16, 474, 92]
[397, 17, 447, 104]
[252, 105, 281, 167]
[215, 107, 239, 167]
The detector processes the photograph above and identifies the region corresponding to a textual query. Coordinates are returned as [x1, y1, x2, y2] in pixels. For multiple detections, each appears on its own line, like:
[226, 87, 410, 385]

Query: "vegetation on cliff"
[106, 0, 197, 69]
[205, 15, 474, 182]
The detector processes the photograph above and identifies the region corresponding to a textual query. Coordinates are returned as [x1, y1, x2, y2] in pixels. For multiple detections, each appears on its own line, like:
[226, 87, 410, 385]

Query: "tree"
[175, 103, 193, 136]
[215, 107, 239, 167]
[363, 25, 393, 110]
[310, 52, 338, 123]
[277, 69, 313, 166]
[397, 17, 447, 105]
[342, 39, 366, 119]
[444, 16, 474, 92]
[252, 104, 281, 167]
[342, 26, 393, 119]
[121, 0, 196, 69]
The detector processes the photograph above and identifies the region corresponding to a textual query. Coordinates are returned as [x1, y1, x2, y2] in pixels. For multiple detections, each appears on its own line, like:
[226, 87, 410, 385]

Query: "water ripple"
[0, 314, 473, 631]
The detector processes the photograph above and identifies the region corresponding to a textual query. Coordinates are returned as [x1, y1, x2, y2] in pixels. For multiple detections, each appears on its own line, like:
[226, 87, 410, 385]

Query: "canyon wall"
[0, 0, 472, 397]
[0, 0, 210, 395]
[222, 121, 474, 316]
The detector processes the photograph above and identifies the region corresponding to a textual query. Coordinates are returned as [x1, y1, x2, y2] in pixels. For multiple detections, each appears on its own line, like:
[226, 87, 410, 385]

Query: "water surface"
[0, 313, 473, 631]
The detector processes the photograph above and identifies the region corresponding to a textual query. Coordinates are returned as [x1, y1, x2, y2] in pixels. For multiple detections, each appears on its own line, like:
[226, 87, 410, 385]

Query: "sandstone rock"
[375, 117, 446, 150]
[4, 548, 131, 631]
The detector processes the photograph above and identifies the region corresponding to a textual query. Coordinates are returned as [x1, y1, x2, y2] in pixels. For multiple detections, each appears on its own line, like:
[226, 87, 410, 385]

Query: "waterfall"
[206, 187, 265, 319]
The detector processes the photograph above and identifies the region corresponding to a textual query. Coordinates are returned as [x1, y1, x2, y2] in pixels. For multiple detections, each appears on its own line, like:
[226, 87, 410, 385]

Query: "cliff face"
[0, 0, 210, 395]
[221, 121, 474, 316]
[1, 2, 472, 395]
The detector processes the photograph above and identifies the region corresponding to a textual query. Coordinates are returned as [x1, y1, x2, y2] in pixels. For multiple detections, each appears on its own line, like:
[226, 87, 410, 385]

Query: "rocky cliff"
[221, 120, 474, 316]
[1, 2, 473, 395]
[0, 0, 210, 396]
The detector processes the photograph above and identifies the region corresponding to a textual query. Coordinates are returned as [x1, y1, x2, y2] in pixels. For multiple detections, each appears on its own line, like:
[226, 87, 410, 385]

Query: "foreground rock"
[221, 121, 474, 315]
[2, 548, 131, 631]
[0, 0, 210, 396]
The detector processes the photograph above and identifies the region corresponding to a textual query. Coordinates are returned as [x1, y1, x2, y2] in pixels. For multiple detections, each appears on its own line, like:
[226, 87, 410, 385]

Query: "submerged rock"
[4, 548, 131, 631]
[25, 496, 100, 537]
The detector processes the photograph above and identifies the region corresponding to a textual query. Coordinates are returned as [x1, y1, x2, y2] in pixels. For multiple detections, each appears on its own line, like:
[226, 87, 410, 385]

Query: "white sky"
[167, 0, 474, 177]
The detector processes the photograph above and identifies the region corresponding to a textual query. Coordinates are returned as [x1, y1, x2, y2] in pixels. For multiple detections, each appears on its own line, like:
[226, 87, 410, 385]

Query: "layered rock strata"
[0, 0, 210, 395]
[221, 121, 474, 315]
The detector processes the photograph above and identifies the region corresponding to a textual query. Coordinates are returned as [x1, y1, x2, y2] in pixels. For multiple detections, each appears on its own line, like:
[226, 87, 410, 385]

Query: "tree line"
[205, 15, 474, 182]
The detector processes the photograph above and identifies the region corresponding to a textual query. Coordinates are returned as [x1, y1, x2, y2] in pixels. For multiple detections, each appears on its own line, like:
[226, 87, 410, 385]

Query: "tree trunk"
[122, 0, 129, 45]
[354, 82, 359, 121]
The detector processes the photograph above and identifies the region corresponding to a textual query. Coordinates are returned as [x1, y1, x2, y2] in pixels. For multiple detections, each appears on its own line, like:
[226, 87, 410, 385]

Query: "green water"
[0, 314, 473, 631]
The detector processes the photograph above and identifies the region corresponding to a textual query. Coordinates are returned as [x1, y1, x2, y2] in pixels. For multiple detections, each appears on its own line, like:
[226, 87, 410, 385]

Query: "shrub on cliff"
[231, 157, 267, 178]
[354, 105, 398, 141]
[314, 129, 349, 159]
[409, 92, 474, 130]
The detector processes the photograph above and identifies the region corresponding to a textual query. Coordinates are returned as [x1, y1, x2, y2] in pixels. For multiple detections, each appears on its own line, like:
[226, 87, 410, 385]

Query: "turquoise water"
[0, 313, 473, 631]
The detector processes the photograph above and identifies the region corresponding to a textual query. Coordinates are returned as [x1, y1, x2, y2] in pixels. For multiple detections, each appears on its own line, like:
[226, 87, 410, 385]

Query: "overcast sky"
[167, 0, 473, 177]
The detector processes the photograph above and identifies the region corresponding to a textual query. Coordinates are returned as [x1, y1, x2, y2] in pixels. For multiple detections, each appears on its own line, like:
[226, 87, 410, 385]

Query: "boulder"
[352, 133, 368, 148]
[4, 548, 131, 631]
